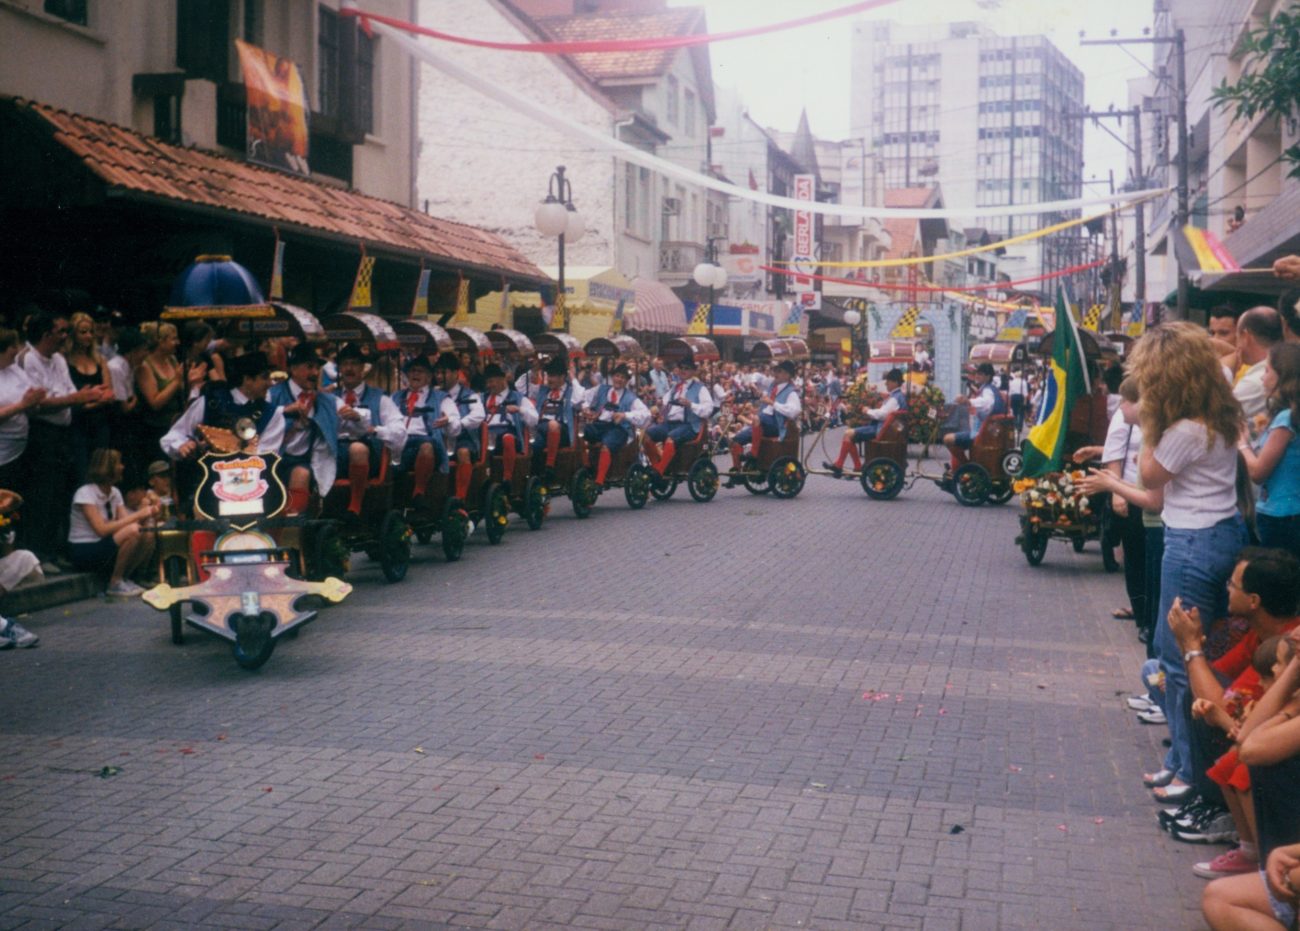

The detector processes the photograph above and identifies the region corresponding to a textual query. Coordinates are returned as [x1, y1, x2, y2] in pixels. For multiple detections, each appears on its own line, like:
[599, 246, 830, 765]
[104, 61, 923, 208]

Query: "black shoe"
[822, 462, 843, 478]
[722, 475, 739, 489]
[1158, 795, 1206, 832]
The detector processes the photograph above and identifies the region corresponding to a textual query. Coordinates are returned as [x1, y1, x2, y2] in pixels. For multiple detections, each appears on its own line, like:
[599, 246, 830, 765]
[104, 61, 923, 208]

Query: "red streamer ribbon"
[760, 259, 1107, 294]
[341, 1, 900, 54]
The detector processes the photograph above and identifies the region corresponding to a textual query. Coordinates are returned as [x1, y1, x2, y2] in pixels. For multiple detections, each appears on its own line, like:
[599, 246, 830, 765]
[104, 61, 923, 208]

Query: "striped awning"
[626, 277, 686, 334]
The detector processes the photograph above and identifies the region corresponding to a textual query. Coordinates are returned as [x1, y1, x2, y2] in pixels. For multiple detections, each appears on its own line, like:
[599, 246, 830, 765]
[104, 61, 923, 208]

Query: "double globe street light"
[534, 165, 585, 330]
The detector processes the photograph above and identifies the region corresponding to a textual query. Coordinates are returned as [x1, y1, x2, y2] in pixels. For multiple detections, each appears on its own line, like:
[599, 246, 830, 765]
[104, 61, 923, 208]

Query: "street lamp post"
[692, 238, 728, 339]
[843, 308, 864, 371]
[534, 165, 584, 331]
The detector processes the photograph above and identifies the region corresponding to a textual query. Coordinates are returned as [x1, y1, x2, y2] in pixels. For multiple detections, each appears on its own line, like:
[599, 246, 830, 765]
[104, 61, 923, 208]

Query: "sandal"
[1143, 768, 1175, 788]
[1153, 781, 1193, 802]
[1112, 607, 1135, 620]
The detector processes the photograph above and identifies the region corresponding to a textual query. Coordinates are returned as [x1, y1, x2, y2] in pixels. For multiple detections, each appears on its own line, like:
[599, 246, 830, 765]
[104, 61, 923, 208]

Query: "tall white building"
[850, 20, 1085, 291]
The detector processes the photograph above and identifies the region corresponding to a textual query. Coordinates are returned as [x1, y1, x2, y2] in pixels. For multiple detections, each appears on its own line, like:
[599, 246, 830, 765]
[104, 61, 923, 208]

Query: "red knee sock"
[729, 442, 743, 472]
[287, 487, 310, 516]
[412, 449, 434, 499]
[545, 427, 560, 468]
[500, 435, 516, 480]
[643, 438, 661, 465]
[595, 447, 611, 486]
[347, 456, 369, 514]
[455, 460, 472, 501]
[655, 439, 676, 476]
[847, 442, 863, 470]
[833, 436, 853, 470]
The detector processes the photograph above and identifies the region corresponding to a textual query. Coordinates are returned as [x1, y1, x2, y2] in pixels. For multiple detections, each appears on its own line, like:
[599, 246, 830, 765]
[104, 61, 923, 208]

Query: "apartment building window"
[683, 88, 696, 138]
[666, 75, 679, 126]
[626, 164, 652, 238]
[44, 0, 87, 24]
[177, 0, 231, 83]
[319, 4, 376, 136]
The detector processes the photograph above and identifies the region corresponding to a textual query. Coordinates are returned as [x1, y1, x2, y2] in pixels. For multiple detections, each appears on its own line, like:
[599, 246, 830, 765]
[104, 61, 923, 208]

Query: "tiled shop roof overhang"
[3, 97, 547, 284]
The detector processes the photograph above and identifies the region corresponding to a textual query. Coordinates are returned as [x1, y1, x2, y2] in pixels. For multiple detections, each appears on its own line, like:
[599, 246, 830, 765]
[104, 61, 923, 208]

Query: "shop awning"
[1, 96, 547, 286]
[474, 267, 637, 342]
[626, 277, 686, 334]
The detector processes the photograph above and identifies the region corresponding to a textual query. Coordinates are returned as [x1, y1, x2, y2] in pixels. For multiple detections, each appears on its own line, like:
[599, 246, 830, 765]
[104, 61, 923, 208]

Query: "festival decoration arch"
[868, 301, 962, 400]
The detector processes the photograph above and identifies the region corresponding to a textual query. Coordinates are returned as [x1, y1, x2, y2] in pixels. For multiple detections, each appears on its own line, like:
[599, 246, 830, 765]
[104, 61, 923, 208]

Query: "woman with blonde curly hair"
[1127, 322, 1249, 802]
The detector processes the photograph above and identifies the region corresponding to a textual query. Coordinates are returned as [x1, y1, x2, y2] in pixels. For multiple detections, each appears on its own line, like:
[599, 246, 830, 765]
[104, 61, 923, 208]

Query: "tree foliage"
[1212, 6, 1300, 178]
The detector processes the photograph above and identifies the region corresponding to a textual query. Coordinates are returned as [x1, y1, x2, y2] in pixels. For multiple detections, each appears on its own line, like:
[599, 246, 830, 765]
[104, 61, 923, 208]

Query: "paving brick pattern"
[0, 451, 1210, 929]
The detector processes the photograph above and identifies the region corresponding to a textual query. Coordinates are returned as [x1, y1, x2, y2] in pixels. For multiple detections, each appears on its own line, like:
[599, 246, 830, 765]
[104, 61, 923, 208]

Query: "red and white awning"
[626, 277, 687, 334]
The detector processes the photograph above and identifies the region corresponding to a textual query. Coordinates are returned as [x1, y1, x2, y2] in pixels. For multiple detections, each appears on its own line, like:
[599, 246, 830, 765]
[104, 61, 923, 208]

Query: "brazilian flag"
[1022, 288, 1088, 477]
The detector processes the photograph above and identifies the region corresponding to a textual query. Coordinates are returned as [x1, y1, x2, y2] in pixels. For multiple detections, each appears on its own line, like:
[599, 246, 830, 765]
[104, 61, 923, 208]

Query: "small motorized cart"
[720, 337, 809, 499]
[643, 336, 722, 503]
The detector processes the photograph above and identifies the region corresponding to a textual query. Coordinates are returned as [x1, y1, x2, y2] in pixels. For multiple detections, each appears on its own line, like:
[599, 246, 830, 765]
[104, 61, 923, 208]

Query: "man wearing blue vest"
[942, 361, 1006, 482]
[583, 363, 651, 489]
[482, 362, 536, 484]
[725, 359, 802, 487]
[823, 368, 907, 477]
[333, 343, 406, 517]
[532, 356, 581, 481]
[642, 356, 714, 484]
[391, 356, 459, 504]
[270, 344, 345, 515]
[161, 350, 284, 460]
[433, 352, 486, 506]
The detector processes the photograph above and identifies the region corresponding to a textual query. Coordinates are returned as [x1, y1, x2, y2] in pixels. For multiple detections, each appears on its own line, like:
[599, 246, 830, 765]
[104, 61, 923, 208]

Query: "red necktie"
[610, 390, 619, 405]
[345, 389, 358, 407]
[301, 391, 315, 412]
[406, 392, 418, 416]
[488, 395, 498, 413]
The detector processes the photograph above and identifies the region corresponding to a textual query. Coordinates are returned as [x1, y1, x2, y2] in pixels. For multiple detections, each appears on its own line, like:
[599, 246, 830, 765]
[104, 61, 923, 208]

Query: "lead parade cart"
[1016, 328, 1120, 571]
[143, 257, 349, 670]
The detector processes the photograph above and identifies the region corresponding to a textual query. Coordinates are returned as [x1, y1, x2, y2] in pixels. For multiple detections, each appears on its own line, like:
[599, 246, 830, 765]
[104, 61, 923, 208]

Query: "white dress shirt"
[583, 385, 651, 429]
[23, 345, 76, 426]
[160, 389, 286, 459]
[761, 381, 802, 420]
[663, 378, 715, 422]
[484, 389, 539, 430]
[399, 387, 461, 440]
[279, 380, 343, 492]
[444, 383, 486, 436]
[337, 383, 407, 458]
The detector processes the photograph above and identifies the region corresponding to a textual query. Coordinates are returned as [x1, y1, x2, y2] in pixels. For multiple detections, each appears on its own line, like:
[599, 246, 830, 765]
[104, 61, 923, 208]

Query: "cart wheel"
[571, 468, 599, 518]
[952, 463, 990, 506]
[740, 455, 769, 495]
[441, 501, 469, 562]
[1072, 535, 1087, 553]
[768, 457, 806, 499]
[164, 555, 189, 645]
[860, 458, 904, 501]
[308, 521, 348, 581]
[231, 612, 276, 671]
[485, 485, 510, 545]
[378, 510, 411, 583]
[1022, 527, 1049, 566]
[686, 458, 719, 503]
[987, 481, 1015, 505]
[649, 472, 678, 500]
[1001, 449, 1025, 477]
[524, 476, 546, 531]
[624, 464, 652, 510]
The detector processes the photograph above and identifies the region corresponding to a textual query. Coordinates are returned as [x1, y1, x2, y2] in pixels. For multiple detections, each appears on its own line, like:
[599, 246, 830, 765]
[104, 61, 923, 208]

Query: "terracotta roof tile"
[883, 187, 939, 209]
[8, 97, 545, 283]
[539, 9, 701, 81]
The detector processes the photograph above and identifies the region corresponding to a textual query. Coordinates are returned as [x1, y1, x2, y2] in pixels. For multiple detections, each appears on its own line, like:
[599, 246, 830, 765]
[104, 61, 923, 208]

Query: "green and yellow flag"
[1021, 289, 1088, 477]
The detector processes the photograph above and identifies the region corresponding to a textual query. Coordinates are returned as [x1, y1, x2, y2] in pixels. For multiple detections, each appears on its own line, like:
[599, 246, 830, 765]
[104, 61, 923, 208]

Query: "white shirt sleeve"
[517, 396, 539, 429]
[771, 388, 802, 420]
[160, 397, 206, 459]
[627, 397, 652, 429]
[690, 384, 715, 420]
[1153, 419, 1209, 476]
[257, 407, 286, 455]
[969, 385, 996, 415]
[374, 395, 407, 457]
[457, 391, 486, 433]
[867, 395, 900, 422]
[441, 395, 462, 439]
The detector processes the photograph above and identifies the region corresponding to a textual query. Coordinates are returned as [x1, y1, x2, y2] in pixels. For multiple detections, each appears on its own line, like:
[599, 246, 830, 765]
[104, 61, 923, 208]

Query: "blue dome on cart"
[167, 255, 268, 310]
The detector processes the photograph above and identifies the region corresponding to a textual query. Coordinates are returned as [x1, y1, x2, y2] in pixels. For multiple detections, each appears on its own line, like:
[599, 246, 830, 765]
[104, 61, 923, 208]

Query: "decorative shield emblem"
[194, 451, 288, 530]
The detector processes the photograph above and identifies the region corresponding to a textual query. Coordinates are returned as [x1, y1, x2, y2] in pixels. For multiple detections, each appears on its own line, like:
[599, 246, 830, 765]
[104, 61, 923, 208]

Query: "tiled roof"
[4, 97, 546, 283]
[882, 218, 920, 261]
[884, 187, 940, 209]
[538, 9, 702, 81]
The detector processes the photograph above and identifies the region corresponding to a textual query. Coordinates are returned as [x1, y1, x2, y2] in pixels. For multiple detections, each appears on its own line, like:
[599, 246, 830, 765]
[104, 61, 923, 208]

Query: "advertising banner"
[236, 39, 310, 176]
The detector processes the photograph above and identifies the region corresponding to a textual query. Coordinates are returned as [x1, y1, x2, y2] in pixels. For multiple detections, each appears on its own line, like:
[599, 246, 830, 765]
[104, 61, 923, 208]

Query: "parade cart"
[145, 256, 349, 668]
[527, 334, 601, 518]
[578, 335, 655, 509]
[393, 317, 454, 364]
[314, 312, 412, 584]
[720, 338, 809, 499]
[446, 326, 494, 389]
[485, 328, 535, 374]
[1016, 328, 1120, 571]
[643, 336, 722, 503]
[478, 329, 548, 529]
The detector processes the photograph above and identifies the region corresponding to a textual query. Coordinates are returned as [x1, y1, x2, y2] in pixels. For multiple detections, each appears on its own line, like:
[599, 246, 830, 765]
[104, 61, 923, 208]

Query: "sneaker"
[1172, 810, 1236, 845]
[1158, 796, 1208, 831]
[1137, 708, 1167, 725]
[0, 618, 38, 649]
[1127, 694, 1156, 711]
[1193, 847, 1258, 879]
[39, 560, 63, 577]
[1143, 768, 1176, 788]
[106, 580, 144, 597]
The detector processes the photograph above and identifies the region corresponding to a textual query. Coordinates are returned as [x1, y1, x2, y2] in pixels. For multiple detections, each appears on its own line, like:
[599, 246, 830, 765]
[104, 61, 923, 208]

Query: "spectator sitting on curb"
[0, 487, 41, 649]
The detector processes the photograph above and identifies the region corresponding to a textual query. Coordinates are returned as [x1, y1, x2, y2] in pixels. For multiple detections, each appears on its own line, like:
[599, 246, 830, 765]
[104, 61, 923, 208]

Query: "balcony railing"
[659, 240, 704, 274]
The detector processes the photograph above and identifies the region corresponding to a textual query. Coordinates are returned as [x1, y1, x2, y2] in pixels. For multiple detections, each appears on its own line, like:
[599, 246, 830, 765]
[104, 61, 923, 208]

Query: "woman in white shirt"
[67, 448, 159, 597]
[0, 327, 46, 491]
[1129, 322, 1249, 801]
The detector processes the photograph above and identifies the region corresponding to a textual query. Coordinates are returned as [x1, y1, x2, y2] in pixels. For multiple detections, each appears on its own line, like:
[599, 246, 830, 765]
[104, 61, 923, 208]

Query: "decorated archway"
[867, 301, 963, 399]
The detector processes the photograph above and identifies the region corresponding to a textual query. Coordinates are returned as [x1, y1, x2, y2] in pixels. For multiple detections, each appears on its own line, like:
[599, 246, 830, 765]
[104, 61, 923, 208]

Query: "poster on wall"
[236, 39, 311, 176]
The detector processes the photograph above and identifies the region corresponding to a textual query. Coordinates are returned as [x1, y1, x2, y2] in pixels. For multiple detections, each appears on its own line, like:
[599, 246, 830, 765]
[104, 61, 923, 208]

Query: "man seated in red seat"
[823, 368, 906, 477]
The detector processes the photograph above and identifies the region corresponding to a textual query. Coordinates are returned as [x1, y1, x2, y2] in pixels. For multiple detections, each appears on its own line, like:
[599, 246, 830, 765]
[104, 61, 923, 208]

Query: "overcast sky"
[675, 0, 1158, 200]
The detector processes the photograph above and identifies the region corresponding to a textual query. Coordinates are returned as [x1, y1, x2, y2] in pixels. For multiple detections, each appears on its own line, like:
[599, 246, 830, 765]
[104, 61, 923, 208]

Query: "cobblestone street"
[0, 451, 1208, 929]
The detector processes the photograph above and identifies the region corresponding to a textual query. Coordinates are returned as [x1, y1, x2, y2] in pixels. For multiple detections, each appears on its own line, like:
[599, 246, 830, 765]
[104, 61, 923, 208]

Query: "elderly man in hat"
[942, 360, 1005, 481]
[269, 343, 348, 515]
[332, 343, 405, 517]
[642, 355, 713, 485]
[391, 355, 460, 504]
[583, 363, 651, 490]
[433, 352, 485, 506]
[161, 350, 284, 461]
[482, 362, 536, 484]
[531, 356, 583, 480]
[725, 359, 802, 487]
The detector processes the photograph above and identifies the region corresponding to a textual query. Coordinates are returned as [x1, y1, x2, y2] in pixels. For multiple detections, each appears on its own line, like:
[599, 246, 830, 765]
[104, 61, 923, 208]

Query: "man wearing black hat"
[433, 352, 485, 506]
[642, 355, 714, 484]
[334, 343, 406, 516]
[391, 355, 459, 502]
[942, 360, 1006, 480]
[269, 344, 346, 515]
[583, 363, 650, 489]
[532, 356, 582, 479]
[482, 362, 536, 483]
[725, 359, 802, 487]
[161, 350, 284, 460]
[823, 368, 907, 477]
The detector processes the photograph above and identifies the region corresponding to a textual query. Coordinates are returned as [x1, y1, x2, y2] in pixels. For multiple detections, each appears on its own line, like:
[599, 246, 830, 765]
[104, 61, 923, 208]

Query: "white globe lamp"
[711, 265, 729, 290]
[692, 262, 715, 288]
[534, 199, 568, 237]
[564, 207, 585, 243]
[843, 309, 862, 327]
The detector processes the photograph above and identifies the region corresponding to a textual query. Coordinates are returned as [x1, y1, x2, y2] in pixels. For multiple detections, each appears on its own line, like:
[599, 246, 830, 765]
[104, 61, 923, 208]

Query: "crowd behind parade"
[3, 280, 1300, 924]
